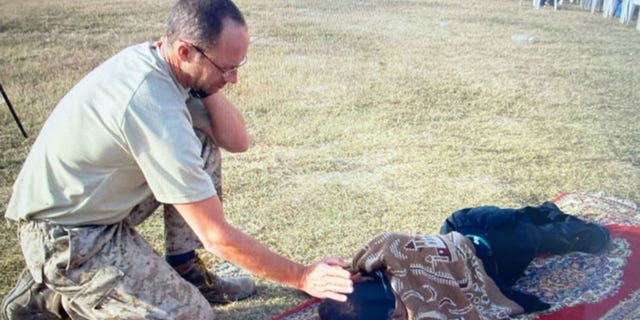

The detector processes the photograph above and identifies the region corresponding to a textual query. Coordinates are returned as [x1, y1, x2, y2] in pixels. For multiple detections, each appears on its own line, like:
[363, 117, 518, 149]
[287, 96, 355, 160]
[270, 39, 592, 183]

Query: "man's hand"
[300, 257, 353, 302]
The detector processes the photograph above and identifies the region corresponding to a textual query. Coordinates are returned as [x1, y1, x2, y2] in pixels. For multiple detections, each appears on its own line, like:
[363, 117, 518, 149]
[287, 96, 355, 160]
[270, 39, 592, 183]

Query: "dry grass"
[1, 0, 640, 318]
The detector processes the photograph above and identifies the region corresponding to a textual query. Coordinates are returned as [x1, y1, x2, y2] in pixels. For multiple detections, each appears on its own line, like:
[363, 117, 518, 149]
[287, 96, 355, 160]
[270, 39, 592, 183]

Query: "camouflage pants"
[18, 130, 221, 320]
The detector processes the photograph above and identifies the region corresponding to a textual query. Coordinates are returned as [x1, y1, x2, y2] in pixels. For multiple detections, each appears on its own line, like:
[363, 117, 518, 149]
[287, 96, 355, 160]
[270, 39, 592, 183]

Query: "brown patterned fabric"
[352, 231, 524, 320]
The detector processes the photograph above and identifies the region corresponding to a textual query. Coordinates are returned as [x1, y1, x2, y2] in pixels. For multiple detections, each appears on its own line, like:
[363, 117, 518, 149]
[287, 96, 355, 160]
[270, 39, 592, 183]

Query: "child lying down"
[319, 202, 610, 320]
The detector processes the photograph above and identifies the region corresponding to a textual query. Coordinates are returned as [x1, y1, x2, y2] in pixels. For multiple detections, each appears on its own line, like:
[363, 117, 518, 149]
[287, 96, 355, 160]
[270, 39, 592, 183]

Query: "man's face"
[189, 20, 249, 95]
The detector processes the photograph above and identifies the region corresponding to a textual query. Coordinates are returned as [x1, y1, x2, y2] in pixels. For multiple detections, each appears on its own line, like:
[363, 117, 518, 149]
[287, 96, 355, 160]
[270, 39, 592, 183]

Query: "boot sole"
[1, 270, 59, 320]
[2, 270, 35, 320]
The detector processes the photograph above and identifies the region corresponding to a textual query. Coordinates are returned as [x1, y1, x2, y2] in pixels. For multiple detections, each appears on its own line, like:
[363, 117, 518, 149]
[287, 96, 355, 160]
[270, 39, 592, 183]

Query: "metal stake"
[0, 83, 28, 138]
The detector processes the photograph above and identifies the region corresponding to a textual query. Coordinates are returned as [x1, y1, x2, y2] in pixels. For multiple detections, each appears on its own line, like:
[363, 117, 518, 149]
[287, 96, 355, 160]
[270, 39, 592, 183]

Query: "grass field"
[1, 0, 639, 318]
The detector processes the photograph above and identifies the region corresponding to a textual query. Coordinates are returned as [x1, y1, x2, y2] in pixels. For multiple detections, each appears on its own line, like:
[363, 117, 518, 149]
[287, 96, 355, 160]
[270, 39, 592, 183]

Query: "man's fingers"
[301, 262, 354, 300]
[327, 274, 354, 290]
[309, 267, 353, 292]
[322, 256, 350, 268]
[322, 291, 348, 302]
[327, 282, 353, 294]
[314, 281, 352, 302]
[323, 264, 352, 279]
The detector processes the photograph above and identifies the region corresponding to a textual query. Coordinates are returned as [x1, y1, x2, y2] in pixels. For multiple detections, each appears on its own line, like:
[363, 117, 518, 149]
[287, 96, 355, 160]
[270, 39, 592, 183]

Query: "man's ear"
[176, 43, 193, 62]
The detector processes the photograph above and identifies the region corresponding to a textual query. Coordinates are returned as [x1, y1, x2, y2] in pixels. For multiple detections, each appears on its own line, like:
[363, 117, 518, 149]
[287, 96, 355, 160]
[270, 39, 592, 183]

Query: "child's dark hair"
[318, 270, 395, 320]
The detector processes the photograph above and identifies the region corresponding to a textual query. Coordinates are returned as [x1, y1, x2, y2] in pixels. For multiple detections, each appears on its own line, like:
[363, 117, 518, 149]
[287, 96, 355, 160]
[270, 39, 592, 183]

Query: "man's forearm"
[204, 221, 307, 289]
[174, 196, 306, 289]
[174, 196, 353, 301]
[202, 92, 249, 152]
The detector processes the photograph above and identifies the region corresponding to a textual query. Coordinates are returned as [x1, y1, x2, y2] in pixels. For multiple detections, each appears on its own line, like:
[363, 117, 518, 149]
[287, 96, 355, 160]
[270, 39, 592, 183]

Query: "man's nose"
[226, 71, 239, 84]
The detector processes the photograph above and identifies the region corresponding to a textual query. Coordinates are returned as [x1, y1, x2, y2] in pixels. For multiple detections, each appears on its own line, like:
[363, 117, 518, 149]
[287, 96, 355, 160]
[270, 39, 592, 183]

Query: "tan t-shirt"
[5, 42, 215, 225]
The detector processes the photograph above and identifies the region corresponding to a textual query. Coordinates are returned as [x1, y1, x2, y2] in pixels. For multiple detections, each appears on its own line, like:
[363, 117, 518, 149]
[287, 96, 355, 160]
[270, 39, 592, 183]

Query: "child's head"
[318, 270, 395, 320]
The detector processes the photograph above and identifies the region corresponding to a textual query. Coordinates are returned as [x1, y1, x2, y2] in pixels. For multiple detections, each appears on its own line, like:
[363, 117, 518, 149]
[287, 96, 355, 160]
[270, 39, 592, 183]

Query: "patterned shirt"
[352, 231, 524, 319]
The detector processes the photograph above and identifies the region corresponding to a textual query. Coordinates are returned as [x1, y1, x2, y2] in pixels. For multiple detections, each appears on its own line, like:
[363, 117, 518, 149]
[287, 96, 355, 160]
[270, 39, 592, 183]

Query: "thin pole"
[0, 83, 28, 138]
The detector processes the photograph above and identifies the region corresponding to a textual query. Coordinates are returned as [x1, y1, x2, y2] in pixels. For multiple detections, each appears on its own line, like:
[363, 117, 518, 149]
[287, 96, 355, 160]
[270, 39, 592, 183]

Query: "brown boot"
[173, 257, 256, 304]
[2, 269, 66, 320]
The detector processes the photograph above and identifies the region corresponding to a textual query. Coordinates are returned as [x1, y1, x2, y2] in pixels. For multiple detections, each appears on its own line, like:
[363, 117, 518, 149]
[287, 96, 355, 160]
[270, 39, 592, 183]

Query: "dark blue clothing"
[318, 270, 394, 320]
[440, 201, 610, 312]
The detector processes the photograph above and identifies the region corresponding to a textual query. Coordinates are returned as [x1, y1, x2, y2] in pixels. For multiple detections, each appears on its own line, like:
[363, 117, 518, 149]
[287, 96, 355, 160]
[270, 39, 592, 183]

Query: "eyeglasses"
[182, 41, 247, 78]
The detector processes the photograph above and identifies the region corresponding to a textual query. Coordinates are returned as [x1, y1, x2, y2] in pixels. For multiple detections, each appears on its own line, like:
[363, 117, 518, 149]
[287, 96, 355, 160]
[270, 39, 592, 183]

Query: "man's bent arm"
[173, 196, 353, 301]
[201, 92, 249, 153]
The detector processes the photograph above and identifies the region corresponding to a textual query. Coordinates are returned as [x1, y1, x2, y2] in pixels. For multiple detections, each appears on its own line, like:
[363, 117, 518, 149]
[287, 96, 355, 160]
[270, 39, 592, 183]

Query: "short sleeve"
[122, 78, 216, 204]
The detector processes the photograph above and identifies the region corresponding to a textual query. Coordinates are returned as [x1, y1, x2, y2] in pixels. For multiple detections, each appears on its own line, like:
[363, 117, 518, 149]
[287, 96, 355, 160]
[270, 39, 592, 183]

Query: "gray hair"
[166, 0, 246, 49]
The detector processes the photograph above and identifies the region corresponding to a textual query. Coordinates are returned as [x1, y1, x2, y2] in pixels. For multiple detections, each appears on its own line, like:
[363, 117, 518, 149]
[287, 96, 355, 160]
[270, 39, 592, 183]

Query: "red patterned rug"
[271, 192, 640, 320]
